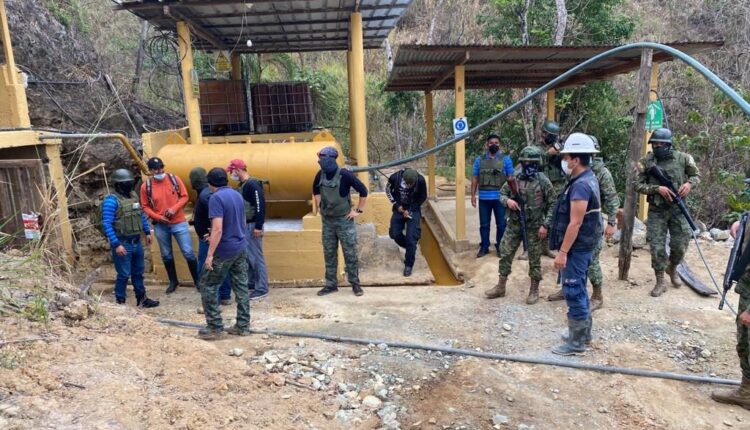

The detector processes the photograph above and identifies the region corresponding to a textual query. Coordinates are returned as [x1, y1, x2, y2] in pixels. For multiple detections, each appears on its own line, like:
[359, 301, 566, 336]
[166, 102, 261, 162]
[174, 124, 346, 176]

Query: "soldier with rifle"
[712, 170, 750, 409]
[635, 128, 700, 297]
[485, 146, 555, 304]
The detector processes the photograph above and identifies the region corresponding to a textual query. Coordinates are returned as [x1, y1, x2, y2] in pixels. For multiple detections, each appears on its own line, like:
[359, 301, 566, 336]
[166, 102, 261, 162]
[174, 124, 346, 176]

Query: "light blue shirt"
[472, 152, 514, 200]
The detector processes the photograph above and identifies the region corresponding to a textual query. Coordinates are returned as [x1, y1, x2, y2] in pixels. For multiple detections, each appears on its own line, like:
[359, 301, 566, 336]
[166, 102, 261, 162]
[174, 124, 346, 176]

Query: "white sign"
[452, 117, 468, 137]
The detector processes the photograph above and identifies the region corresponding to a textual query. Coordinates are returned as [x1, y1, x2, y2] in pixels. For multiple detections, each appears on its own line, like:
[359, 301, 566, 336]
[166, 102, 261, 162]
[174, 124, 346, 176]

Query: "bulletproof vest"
[113, 194, 144, 237]
[237, 179, 257, 223]
[319, 168, 352, 218]
[478, 156, 507, 191]
[643, 151, 691, 208]
[513, 174, 550, 225]
[549, 169, 602, 251]
[535, 143, 565, 185]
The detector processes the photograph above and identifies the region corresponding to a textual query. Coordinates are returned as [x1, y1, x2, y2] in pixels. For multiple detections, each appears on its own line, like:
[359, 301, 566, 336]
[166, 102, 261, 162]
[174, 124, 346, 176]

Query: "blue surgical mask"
[153, 173, 167, 181]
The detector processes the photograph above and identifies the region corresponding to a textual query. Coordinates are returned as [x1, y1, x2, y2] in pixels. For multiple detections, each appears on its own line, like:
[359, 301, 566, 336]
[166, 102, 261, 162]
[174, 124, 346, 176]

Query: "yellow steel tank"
[152, 131, 343, 202]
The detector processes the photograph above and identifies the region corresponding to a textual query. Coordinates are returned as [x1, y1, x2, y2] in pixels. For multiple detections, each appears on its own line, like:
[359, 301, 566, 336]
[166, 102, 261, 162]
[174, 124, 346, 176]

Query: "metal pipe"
[38, 133, 149, 174]
[158, 318, 740, 386]
[351, 42, 750, 173]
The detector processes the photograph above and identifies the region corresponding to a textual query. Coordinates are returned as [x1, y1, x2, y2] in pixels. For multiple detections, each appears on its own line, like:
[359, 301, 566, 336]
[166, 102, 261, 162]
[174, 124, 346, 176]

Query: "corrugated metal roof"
[385, 42, 724, 91]
[114, 0, 413, 53]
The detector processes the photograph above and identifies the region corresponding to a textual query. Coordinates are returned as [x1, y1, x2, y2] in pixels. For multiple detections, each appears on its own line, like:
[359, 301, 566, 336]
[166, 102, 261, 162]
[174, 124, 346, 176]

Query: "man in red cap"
[227, 159, 269, 301]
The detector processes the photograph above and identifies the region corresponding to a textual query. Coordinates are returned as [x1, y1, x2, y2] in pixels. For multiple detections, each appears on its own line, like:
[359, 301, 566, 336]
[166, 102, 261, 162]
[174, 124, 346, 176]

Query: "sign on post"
[215, 51, 231, 73]
[646, 100, 664, 130]
[453, 117, 468, 137]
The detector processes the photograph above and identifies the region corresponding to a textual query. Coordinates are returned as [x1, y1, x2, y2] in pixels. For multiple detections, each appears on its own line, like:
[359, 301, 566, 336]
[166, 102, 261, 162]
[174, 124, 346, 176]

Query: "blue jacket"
[102, 194, 150, 247]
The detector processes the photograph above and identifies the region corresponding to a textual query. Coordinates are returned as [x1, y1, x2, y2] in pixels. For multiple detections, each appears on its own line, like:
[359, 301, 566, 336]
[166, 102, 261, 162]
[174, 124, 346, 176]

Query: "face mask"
[153, 173, 167, 181]
[230, 174, 240, 182]
[544, 133, 557, 146]
[318, 157, 338, 174]
[488, 144, 500, 155]
[115, 181, 134, 197]
[653, 145, 672, 160]
[521, 164, 538, 178]
[561, 159, 573, 176]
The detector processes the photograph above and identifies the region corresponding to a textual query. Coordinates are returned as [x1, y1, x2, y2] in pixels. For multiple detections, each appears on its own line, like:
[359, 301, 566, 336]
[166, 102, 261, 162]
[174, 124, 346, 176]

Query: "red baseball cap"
[226, 159, 247, 172]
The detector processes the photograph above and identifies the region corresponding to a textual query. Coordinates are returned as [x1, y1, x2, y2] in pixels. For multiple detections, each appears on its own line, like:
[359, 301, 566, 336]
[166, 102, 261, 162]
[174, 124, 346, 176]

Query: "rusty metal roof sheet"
[385, 42, 724, 92]
[114, 0, 413, 53]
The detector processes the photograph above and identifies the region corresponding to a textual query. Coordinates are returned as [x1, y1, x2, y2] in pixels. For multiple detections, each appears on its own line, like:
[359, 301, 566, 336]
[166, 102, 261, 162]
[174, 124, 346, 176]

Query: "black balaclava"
[653, 144, 672, 160]
[318, 157, 339, 174]
[544, 133, 557, 146]
[520, 163, 539, 179]
[114, 180, 135, 198]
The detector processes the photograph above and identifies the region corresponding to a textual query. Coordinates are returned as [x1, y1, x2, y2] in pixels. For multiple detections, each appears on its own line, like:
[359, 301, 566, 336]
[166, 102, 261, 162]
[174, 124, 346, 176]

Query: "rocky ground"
[1, 235, 748, 429]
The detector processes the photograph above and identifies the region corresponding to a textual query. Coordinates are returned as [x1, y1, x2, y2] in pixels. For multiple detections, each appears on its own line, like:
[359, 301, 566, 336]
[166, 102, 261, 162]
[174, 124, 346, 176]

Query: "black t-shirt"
[312, 168, 369, 198]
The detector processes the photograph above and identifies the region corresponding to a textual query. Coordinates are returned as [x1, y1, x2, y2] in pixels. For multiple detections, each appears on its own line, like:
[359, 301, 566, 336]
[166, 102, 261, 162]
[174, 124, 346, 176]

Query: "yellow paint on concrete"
[425, 91, 436, 198]
[348, 12, 369, 185]
[419, 217, 461, 285]
[546, 89, 556, 120]
[231, 52, 242, 80]
[639, 63, 659, 221]
[454, 65, 466, 242]
[0, 130, 39, 149]
[0, 0, 30, 129]
[176, 21, 203, 144]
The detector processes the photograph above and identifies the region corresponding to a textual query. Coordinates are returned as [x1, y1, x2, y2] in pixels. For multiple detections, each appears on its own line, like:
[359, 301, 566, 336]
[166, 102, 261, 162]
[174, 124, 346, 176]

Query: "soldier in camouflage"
[531, 120, 565, 260]
[712, 170, 750, 409]
[635, 128, 700, 297]
[547, 136, 619, 310]
[485, 146, 555, 304]
[313, 146, 368, 297]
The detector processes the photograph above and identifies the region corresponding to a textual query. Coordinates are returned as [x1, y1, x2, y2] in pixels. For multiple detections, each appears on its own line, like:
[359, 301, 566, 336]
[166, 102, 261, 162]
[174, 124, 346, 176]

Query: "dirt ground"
[1, 237, 749, 429]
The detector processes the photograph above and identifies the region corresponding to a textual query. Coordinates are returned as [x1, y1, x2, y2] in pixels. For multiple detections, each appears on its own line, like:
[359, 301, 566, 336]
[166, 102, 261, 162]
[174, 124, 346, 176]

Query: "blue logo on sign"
[455, 120, 466, 131]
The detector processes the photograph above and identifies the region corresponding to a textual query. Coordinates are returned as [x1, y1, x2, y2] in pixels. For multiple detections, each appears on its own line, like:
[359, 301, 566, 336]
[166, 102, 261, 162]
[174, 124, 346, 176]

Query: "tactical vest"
[549, 169, 602, 251]
[536, 144, 565, 185]
[642, 151, 692, 209]
[478, 156, 506, 191]
[512, 174, 549, 226]
[237, 179, 257, 223]
[112, 194, 144, 237]
[319, 168, 352, 218]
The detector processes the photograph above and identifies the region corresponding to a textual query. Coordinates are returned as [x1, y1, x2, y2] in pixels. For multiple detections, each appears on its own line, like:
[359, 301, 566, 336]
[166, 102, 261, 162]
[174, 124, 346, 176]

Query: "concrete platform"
[432, 197, 502, 250]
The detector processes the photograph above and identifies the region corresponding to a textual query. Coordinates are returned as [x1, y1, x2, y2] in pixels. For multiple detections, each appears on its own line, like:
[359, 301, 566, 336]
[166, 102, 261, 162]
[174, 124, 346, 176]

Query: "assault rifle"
[721, 212, 750, 310]
[507, 177, 528, 252]
[646, 165, 699, 233]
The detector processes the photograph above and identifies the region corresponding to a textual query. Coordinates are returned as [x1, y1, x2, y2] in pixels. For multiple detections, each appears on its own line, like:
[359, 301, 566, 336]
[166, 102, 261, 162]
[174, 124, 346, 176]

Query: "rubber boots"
[485, 275, 507, 299]
[650, 271, 667, 297]
[187, 258, 200, 288]
[526, 279, 540, 304]
[547, 288, 564, 301]
[561, 315, 593, 345]
[163, 259, 179, 294]
[666, 262, 683, 288]
[712, 376, 750, 410]
[590, 283, 604, 311]
[552, 318, 588, 355]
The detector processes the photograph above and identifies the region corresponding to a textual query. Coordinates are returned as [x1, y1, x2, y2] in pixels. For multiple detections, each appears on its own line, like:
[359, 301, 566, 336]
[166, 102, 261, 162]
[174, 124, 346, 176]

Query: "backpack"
[145, 173, 182, 208]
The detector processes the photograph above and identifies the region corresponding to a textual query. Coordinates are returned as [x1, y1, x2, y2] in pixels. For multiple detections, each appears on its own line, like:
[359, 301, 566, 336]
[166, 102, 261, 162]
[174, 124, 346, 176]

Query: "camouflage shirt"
[500, 171, 556, 227]
[591, 159, 620, 222]
[531, 143, 566, 186]
[635, 150, 700, 209]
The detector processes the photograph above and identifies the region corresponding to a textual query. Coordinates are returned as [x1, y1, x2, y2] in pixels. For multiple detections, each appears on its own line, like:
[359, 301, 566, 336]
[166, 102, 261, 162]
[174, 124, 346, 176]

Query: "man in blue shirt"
[101, 169, 159, 308]
[198, 168, 250, 340]
[547, 133, 602, 356]
[471, 134, 514, 257]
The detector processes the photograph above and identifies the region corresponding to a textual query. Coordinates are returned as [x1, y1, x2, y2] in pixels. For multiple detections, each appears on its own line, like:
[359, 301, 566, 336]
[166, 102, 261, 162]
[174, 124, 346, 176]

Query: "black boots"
[186, 258, 200, 288]
[317, 285, 339, 296]
[352, 284, 364, 296]
[164, 259, 179, 294]
[552, 318, 589, 355]
[136, 295, 160, 308]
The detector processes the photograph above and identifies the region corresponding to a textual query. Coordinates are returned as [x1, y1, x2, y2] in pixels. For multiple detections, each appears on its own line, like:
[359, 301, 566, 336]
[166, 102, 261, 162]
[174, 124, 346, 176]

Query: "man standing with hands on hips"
[547, 133, 602, 355]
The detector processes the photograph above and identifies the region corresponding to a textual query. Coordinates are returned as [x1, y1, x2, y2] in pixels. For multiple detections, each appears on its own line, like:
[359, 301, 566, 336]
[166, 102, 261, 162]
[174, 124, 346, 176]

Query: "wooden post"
[425, 91, 436, 198]
[176, 21, 203, 144]
[618, 49, 653, 280]
[638, 63, 660, 220]
[454, 65, 466, 241]
[546, 89, 556, 120]
[231, 52, 242, 81]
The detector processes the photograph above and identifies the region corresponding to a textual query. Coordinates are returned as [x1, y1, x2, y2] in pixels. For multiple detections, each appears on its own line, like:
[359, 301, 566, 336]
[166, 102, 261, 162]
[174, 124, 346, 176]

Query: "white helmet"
[559, 132, 599, 154]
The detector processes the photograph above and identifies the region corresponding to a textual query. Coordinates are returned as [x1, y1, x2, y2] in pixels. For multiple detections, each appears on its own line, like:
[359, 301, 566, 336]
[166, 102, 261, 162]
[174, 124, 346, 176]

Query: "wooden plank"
[0, 159, 46, 246]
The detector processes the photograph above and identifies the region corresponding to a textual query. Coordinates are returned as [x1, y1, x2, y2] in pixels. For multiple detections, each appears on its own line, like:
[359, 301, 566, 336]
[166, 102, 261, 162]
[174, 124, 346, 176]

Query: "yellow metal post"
[455, 65, 466, 241]
[348, 12, 369, 185]
[0, 0, 30, 128]
[347, 50, 355, 164]
[176, 21, 203, 144]
[546, 89, 555, 120]
[231, 52, 242, 81]
[425, 91, 436, 198]
[638, 63, 659, 220]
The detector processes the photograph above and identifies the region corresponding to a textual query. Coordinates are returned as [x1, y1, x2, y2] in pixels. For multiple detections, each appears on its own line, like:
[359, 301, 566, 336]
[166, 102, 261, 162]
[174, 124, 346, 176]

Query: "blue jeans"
[245, 225, 268, 294]
[154, 221, 196, 262]
[478, 199, 506, 251]
[112, 239, 145, 301]
[198, 239, 231, 300]
[561, 249, 594, 320]
[389, 208, 422, 267]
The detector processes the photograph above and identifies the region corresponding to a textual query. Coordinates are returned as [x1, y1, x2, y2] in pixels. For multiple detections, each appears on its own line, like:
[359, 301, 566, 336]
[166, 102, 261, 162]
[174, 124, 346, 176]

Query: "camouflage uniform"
[199, 251, 250, 331]
[588, 159, 620, 287]
[498, 172, 556, 280]
[635, 151, 700, 271]
[532, 142, 565, 259]
[737, 270, 750, 380]
[319, 168, 360, 288]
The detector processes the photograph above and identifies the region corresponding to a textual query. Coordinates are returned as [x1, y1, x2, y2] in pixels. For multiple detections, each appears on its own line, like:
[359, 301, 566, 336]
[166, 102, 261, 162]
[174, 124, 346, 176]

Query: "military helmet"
[518, 146, 543, 163]
[649, 128, 672, 144]
[588, 135, 600, 152]
[111, 169, 135, 183]
[542, 120, 561, 136]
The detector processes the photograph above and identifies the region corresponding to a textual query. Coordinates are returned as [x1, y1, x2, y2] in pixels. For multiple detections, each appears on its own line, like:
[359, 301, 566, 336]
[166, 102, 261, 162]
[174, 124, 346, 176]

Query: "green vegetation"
[44, 0, 90, 33]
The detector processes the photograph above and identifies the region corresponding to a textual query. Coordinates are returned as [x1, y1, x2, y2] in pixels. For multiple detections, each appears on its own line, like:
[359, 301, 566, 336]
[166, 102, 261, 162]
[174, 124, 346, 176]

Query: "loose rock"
[493, 414, 509, 425]
[362, 395, 383, 409]
[229, 348, 245, 357]
[64, 300, 90, 320]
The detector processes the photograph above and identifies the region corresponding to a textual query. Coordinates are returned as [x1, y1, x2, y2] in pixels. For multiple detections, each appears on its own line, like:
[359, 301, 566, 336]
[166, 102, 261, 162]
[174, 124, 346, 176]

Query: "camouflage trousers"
[737, 291, 750, 379]
[646, 206, 691, 272]
[199, 251, 250, 330]
[587, 235, 604, 287]
[498, 221, 543, 281]
[322, 216, 360, 287]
